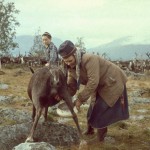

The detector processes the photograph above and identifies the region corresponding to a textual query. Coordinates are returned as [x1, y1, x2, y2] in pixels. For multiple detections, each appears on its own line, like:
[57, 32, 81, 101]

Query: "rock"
[0, 95, 28, 105]
[132, 97, 150, 104]
[128, 88, 150, 98]
[0, 96, 11, 103]
[12, 142, 56, 150]
[130, 115, 145, 120]
[128, 90, 142, 97]
[0, 122, 79, 150]
[0, 83, 9, 89]
[137, 109, 148, 113]
[0, 70, 5, 75]
[0, 108, 31, 125]
[105, 136, 116, 144]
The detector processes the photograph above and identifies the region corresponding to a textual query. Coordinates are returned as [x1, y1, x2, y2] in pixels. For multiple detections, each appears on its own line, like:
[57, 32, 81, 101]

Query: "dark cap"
[58, 40, 76, 58]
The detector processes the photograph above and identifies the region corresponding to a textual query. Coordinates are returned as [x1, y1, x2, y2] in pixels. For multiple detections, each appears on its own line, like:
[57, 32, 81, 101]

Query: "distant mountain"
[11, 35, 150, 60]
[87, 36, 150, 60]
[11, 35, 63, 56]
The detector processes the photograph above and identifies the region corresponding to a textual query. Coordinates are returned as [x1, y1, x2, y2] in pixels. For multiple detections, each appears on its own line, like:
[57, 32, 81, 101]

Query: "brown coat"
[67, 53, 127, 107]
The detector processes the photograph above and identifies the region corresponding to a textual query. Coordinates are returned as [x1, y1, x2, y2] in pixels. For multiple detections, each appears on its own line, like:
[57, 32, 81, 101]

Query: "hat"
[58, 40, 76, 58]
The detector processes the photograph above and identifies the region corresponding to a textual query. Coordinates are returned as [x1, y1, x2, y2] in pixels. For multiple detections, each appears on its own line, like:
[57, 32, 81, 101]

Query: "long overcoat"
[67, 53, 127, 107]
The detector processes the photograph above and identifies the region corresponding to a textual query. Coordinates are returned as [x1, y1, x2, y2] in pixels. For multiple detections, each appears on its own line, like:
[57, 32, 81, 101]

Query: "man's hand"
[74, 99, 82, 112]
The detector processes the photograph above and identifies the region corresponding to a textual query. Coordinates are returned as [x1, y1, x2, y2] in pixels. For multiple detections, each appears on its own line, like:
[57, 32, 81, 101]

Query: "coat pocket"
[104, 76, 116, 87]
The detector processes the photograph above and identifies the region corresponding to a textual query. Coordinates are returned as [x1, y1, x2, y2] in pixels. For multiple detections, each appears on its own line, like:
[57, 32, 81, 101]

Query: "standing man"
[58, 40, 129, 142]
[42, 32, 58, 66]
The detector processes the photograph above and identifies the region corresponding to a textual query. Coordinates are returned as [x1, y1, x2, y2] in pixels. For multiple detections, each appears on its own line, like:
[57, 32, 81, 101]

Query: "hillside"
[11, 35, 150, 60]
[87, 36, 150, 60]
[11, 35, 63, 56]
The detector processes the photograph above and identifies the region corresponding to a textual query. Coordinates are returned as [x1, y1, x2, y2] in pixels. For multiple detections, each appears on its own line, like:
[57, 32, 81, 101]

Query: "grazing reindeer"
[26, 66, 82, 142]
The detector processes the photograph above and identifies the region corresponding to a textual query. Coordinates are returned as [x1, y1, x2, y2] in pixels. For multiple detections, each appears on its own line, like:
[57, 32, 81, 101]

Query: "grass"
[0, 66, 150, 150]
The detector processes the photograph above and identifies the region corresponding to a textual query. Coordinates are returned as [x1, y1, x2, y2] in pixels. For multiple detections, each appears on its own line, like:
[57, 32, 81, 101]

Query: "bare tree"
[75, 37, 86, 53]
[29, 28, 44, 57]
[146, 52, 150, 59]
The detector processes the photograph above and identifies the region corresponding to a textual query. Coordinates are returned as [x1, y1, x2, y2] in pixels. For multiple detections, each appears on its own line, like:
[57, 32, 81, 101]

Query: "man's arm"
[67, 69, 77, 96]
[77, 55, 100, 102]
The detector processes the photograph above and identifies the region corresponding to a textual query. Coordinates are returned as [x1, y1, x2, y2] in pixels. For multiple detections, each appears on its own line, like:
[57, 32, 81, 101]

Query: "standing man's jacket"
[67, 53, 127, 107]
[44, 42, 58, 63]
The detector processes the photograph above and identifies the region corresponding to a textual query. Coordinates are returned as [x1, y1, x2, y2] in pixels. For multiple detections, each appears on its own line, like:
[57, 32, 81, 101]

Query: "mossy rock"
[0, 70, 5, 75]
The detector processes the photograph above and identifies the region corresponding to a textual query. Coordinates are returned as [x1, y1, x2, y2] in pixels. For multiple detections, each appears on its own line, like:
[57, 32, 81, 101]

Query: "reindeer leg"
[43, 106, 48, 123]
[26, 107, 43, 142]
[32, 105, 36, 122]
[65, 97, 88, 149]
[66, 101, 83, 138]
[60, 88, 83, 138]
[62, 93, 83, 139]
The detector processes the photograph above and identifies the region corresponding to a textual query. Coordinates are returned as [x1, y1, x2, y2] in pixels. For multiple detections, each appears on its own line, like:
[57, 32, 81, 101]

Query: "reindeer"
[26, 66, 82, 142]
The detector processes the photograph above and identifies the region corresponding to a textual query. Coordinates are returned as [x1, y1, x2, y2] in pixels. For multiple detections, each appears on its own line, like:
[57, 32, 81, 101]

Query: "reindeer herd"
[0, 55, 150, 73]
[0, 56, 47, 67]
[113, 59, 150, 73]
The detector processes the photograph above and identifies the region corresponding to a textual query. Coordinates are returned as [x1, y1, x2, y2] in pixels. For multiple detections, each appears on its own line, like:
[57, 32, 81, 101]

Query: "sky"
[4, 0, 150, 48]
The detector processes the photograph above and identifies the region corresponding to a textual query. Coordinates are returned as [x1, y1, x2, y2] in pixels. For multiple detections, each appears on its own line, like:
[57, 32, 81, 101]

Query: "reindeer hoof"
[25, 137, 34, 143]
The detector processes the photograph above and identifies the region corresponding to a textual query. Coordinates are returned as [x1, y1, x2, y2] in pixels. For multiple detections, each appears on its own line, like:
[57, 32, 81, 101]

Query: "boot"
[83, 124, 94, 135]
[97, 127, 107, 142]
